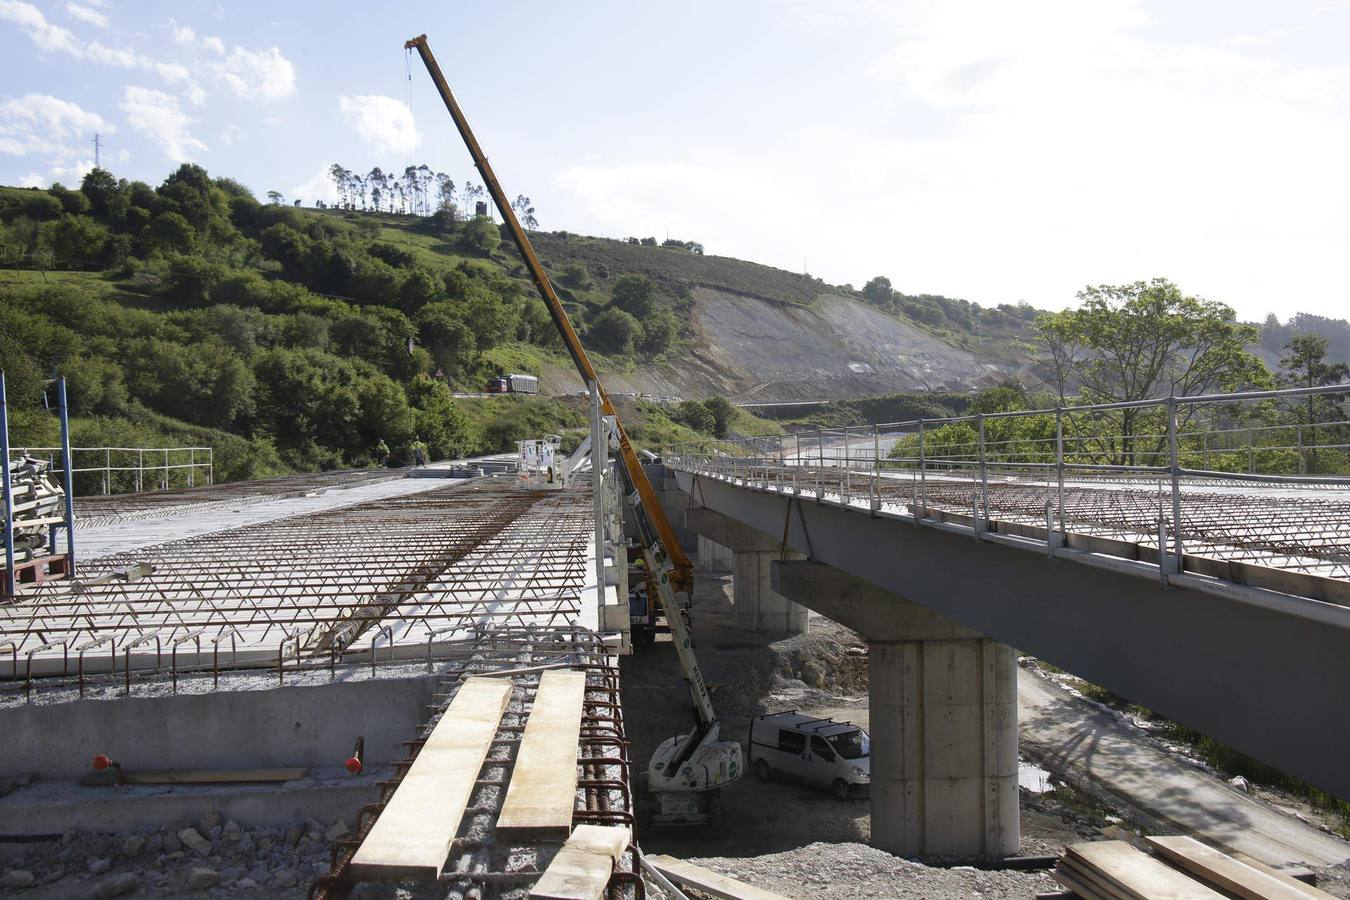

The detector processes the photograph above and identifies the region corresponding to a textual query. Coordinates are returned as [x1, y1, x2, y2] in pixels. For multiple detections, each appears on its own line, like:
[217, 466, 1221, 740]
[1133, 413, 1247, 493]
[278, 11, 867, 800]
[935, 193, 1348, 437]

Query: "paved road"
[1019, 670, 1350, 868]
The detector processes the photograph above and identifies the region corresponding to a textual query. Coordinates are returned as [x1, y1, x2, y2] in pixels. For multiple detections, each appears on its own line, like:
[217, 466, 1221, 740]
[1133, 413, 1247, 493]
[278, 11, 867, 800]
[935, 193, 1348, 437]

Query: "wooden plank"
[646, 854, 791, 900]
[1060, 857, 1132, 899]
[349, 677, 512, 881]
[497, 669, 586, 838]
[1147, 836, 1335, 900]
[1231, 854, 1326, 897]
[1051, 865, 1115, 900]
[1065, 841, 1226, 900]
[530, 824, 630, 900]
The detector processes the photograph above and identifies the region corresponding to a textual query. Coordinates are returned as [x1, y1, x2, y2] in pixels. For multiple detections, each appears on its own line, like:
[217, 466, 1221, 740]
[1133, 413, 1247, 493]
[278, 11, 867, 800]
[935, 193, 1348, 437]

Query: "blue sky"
[3, 0, 1349, 320]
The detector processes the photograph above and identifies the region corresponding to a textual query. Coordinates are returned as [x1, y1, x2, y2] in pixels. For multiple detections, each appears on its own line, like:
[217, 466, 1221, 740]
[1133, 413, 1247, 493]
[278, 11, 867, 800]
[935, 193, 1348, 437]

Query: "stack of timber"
[1050, 839, 1335, 900]
[646, 854, 791, 900]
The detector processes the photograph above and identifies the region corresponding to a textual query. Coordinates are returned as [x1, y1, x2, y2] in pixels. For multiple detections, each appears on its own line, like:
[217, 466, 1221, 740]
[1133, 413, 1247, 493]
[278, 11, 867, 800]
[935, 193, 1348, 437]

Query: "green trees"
[638, 310, 678, 356]
[1279, 335, 1349, 473]
[673, 397, 735, 438]
[461, 215, 500, 254]
[589, 307, 639, 354]
[610, 273, 655, 318]
[862, 275, 893, 308]
[1036, 278, 1268, 464]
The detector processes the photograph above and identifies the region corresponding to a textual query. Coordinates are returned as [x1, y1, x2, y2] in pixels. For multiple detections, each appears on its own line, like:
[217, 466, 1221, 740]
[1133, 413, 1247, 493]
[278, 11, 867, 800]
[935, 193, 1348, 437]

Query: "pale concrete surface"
[870, 637, 1019, 858]
[77, 476, 461, 560]
[1019, 670, 1350, 868]
[0, 673, 436, 777]
[772, 560, 1019, 858]
[0, 768, 382, 835]
[732, 549, 809, 633]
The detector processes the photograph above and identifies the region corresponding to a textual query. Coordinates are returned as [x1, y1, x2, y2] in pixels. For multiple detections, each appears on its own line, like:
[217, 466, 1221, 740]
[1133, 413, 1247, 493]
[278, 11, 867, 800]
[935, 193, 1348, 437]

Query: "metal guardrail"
[665, 384, 1350, 585]
[12, 446, 213, 495]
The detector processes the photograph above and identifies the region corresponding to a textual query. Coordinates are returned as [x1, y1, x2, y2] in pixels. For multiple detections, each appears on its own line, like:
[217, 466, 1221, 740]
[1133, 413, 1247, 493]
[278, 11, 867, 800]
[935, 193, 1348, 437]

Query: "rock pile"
[0, 816, 351, 896]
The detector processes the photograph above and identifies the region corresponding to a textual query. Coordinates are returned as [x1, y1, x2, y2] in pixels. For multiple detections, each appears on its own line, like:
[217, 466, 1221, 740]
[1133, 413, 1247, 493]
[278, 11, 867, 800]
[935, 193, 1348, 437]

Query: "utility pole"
[93, 133, 101, 170]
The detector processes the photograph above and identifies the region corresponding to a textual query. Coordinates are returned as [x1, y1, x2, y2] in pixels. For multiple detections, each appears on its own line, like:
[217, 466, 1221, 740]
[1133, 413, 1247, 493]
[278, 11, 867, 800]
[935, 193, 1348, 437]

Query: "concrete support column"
[869, 635, 1018, 858]
[696, 535, 732, 573]
[684, 508, 809, 634]
[772, 559, 1019, 858]
[732, 549, 808, 633]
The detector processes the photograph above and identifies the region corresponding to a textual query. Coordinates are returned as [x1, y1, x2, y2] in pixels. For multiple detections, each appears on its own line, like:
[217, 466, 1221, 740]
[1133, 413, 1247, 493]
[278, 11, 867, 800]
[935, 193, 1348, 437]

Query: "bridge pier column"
[696, 535, 732, 573]
[732, 549, 809, 632]
[683, 508, 808, 634]
[772, 559, 1018, 858]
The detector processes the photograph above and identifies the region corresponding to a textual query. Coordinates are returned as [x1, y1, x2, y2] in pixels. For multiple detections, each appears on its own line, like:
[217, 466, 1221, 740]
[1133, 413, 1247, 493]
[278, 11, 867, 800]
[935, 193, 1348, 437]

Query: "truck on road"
[486, 373, 539, 394]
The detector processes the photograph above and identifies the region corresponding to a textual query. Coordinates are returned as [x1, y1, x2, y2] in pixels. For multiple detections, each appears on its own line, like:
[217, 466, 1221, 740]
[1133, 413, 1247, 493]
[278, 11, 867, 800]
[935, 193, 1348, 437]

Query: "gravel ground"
[680, 842, 1057, 899]
[0, 813, 339, 898]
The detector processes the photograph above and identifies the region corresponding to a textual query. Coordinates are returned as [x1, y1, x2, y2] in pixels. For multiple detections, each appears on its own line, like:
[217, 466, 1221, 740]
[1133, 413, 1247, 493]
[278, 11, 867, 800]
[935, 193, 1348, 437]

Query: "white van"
[748, 712, 870, 800]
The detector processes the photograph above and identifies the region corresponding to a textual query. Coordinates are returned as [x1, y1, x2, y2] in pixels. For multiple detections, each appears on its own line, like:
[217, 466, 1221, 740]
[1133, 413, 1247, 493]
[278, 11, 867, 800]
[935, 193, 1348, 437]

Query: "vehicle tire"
[754, 759, 772, 781]
[831, 778, 852, 802]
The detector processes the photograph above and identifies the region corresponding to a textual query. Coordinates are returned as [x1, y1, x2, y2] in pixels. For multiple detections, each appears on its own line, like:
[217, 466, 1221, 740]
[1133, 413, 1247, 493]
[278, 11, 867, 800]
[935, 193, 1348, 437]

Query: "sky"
[2, 0, 1349, 321]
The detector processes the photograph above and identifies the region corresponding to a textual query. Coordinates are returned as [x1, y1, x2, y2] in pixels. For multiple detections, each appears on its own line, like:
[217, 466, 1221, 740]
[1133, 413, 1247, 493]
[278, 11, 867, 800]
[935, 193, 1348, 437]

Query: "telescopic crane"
[405, 34, 741, 822]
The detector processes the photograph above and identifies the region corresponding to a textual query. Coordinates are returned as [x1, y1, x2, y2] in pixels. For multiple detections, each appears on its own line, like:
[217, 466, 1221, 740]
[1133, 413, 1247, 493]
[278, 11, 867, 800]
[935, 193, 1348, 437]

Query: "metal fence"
[665, 383, 1350, 584]
[11, 446, 213, 496]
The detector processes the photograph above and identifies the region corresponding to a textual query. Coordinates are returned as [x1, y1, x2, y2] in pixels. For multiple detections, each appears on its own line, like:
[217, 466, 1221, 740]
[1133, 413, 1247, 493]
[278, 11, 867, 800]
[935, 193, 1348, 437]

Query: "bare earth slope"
[541, 288, 1006, 401]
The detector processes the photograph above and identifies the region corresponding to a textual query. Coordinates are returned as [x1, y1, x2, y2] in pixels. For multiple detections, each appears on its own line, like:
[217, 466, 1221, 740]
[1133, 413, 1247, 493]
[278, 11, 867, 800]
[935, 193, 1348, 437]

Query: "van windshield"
[827, 729, 869, 760]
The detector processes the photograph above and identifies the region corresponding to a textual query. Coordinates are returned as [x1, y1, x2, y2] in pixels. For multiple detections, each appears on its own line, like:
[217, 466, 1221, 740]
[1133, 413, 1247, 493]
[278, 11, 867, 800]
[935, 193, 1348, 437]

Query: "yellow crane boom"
[404, 34, 694, 593]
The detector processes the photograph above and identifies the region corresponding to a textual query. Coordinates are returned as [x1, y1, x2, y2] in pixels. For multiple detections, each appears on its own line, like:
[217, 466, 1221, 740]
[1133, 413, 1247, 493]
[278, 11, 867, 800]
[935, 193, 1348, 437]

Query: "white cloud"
[215, 45, 295, 100]
[0, 0, 80, 53]
[339, 95, 420, 157]
[49, 157, 95, 183]
[202, 35, 224, 54]
[171, 24, 195, 44]
[0, 94, 111, 159]
[3, 1, 202, 96]
[66, 1, 107, 28]
[120, 86, 207, 160]
[558, 0, 1350, 319]
[17, 172, 45, 188]
[219, 123, 243, 145]
[290, 163, 339, 206]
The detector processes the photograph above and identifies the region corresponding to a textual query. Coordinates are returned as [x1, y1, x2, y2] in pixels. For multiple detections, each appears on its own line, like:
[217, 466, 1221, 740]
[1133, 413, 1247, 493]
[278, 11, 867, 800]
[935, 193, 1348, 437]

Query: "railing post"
[872, 423, 880, 510]
[0, 373, 16, 599]
[188, 448, 195, 487]
[103, 447, 110, 495]
[163, 448, 169, 491]
[589, 380, 606, 600]
[56, 378, 75, 576]
[976, 414, 988, 532]
[136, 449, 143, 493]
[918, 419, 927, 517]
[208, 447, 214, 485]
[1055, 406, 1065, 544]
[1246, 427, 1254, 474]
[842, 425, 850, 502]
[1167, 395, 1183, 573]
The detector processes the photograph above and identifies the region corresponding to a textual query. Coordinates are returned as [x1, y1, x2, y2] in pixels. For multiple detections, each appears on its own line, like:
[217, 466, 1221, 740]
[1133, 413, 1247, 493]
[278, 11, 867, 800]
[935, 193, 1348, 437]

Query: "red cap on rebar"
[344, 756, 362, 774]
[92, 754, 112, 770]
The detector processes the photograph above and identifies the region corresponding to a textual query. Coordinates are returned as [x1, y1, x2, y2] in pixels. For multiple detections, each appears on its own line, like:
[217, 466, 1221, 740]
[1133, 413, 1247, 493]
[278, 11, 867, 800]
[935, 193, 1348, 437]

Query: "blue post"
[57, 377, 75, 577]
[0, 372, 15, 598]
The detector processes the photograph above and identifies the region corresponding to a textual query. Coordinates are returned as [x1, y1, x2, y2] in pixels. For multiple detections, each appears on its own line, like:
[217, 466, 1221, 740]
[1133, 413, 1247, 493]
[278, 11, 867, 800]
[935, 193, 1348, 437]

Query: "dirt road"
[1018, 671, 1350, 868]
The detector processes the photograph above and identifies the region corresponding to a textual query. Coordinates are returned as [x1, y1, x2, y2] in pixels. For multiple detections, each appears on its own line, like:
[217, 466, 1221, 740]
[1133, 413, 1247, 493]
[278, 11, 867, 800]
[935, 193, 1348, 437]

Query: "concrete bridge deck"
[1, 469, 635, 898]
[661, 455, 1350, 859]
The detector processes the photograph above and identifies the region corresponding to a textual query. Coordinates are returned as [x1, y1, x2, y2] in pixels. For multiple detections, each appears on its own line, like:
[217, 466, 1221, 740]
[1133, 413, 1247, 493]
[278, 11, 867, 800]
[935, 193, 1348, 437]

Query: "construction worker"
[373, 439, 390, 467]
[410, 436, 429, 468]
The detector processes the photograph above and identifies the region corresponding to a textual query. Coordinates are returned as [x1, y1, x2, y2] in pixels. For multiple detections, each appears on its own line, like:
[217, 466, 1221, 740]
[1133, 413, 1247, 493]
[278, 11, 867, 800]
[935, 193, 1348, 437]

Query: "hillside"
[1, 165, 1346, 487]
